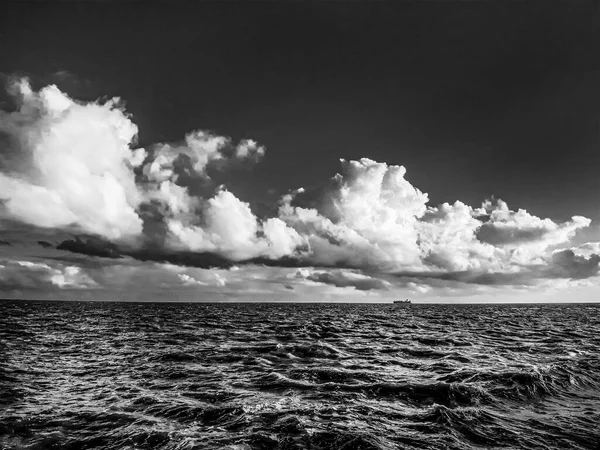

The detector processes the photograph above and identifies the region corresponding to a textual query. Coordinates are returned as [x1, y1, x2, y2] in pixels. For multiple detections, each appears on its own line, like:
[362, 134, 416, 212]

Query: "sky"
[0, 0, 599, 303]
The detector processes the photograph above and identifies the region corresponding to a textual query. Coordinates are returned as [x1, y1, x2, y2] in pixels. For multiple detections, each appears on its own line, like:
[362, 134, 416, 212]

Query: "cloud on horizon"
[294, 268, 391, 291]
[0, 259, 97, 293]
[1, 79, 598, 300]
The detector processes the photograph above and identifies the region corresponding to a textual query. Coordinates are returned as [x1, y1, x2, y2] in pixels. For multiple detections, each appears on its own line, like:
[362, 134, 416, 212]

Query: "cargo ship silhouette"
[393, 299, 412, 305]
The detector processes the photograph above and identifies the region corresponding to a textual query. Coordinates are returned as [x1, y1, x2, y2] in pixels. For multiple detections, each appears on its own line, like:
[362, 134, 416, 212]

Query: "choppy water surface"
[1, 301, 599, 450]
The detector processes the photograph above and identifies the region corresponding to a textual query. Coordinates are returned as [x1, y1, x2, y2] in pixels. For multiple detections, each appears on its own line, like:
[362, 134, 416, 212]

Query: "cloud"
[570, 242, 600, 258]
[141, 131, 265, 183]
[177, 273, 208, 286]
[417, 200, 500, 272]
[2, 80, 596, 297]
[475, 199, 589, 254]
[278, 159, 589, 282]
[176, 272, 226, 287]
[53, 236, 235, 269]
[165, 188, 305, 260]
[49, 265, 97, 289]
[0, 257, 229, 299]
[3, 248, 597, 302]
[0, 79, 279, 259]
[0, 79, 145, 240]
[390, 246, 600, 288]
[0, 259, 97, 291]
[214, 272, 227, 287]
[406, 282, 431, 294]
[53, 153, 593, 291]
[278, 159, 428, 272]
[57, 237, 122, 259]
[547, 249, 600, 280]
[294, 268, 391, 291]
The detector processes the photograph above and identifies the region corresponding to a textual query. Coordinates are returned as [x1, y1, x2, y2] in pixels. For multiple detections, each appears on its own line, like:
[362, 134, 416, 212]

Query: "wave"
[438, 359, 600, 401]
[2, 301, 599, 450]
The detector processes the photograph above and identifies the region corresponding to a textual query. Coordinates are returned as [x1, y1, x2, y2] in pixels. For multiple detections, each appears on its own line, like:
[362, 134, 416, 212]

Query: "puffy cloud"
[49, 265, 97, 289]
[177, 273, 208, 286]
[176, 271, 228, 287]
[0, 79, 145, 240]
[417, 200, 589, 272]
[278, 159, 428, 271]
[141, 131, 264, 183]
[166, 188, 305, 260]
[417, 201, 500, 272]
[570, 242, 600, 258]
[52, 151, 594, 291]
[234, 139, 265, 161]
[0, 80, 274, 256]
[2, 80, 596, 296]
[279, 160, 589, 281]
[475, 200, 590, 263]
[144, 180, 198, 217]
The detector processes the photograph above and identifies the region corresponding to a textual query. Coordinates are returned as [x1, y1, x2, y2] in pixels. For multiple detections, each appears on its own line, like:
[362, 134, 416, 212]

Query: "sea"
[1, 300, 599, 450]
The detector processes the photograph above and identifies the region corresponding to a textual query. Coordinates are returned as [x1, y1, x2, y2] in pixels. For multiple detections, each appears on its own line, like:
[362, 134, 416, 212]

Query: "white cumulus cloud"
[278, 159, 591, 287]
[165, 188, 305, 260]
[0, 79, 145, 240]
[1, 80, 595, 294]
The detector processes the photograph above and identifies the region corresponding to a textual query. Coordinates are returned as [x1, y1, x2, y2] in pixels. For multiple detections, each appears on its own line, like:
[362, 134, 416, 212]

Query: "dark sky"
[2, 0, 599, 222]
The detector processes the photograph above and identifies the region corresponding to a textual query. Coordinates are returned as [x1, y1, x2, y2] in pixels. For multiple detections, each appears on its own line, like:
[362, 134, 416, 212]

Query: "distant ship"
[393, 299, 412, 305]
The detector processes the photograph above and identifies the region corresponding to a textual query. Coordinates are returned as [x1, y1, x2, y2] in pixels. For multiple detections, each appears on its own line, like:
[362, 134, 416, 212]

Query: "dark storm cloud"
[0, 240, 10, 246]
[302, 269, 391, 291]
[54, 235, 395, 273]
[391, 270, 534, 287]
[126, 249, 233, 270]
[476, 224, 549, 246]
[57, 237, 123, 259]
[0, 268, 45, 292]
[55, 237, 234, 270]
[244, 256, 309, 268]
[548, 250, 600, 280]
[37, 240, 53, 248]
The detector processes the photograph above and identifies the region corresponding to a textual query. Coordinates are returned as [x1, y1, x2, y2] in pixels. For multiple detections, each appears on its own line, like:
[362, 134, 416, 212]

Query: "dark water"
[1, 301, 599, 450]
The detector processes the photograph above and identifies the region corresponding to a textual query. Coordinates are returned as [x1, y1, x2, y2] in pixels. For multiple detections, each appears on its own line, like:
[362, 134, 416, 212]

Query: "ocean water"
[1, 301, 599, 450]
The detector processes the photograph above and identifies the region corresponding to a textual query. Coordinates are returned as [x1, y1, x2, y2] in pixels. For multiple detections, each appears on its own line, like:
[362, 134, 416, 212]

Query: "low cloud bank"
[0, 259, 97, 291]
[294, 268, 391, 291]
[1, 80, 597, 290]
